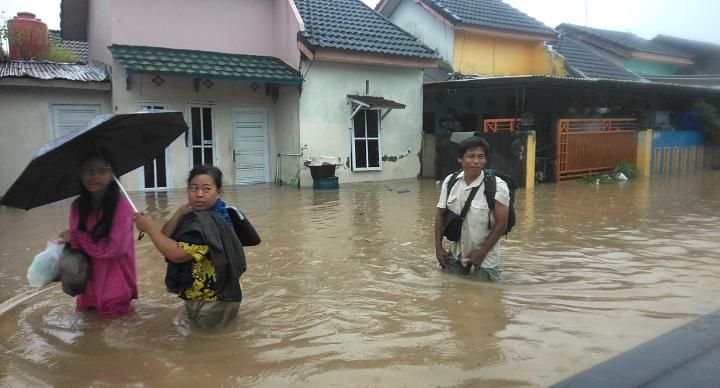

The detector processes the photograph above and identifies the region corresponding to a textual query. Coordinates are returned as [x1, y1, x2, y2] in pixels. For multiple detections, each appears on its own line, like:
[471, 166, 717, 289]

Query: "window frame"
[187, 103, 217, 167]
[136, 102, 172, 190]
[50, 104, 101, 139]
[350, 108, 383, 171]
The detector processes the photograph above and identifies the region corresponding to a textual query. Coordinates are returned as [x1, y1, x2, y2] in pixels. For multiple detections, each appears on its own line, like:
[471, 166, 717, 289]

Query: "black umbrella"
[0, 111, 188, 210]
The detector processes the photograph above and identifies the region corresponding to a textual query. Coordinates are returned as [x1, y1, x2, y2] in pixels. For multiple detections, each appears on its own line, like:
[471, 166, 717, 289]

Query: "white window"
[352, 109, 382, 170]
[51, 104, 101, 138]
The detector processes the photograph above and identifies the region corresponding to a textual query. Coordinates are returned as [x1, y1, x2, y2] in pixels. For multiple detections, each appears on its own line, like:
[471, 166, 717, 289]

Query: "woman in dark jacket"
[134, 165, 246, 329]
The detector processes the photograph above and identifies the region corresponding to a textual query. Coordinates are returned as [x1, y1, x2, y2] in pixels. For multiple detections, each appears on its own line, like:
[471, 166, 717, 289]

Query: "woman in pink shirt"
[58, 151, 138, 316]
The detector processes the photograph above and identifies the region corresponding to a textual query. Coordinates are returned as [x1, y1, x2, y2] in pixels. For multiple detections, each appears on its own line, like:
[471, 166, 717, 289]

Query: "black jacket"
[165, 210, 246, 302]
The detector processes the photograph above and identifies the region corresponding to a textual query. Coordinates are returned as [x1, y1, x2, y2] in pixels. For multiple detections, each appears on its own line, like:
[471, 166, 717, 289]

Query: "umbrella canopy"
[0, 111, 188, 210]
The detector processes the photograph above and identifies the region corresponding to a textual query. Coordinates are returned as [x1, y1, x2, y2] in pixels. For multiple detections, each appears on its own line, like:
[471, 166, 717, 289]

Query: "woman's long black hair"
[76, 150, 120, 241]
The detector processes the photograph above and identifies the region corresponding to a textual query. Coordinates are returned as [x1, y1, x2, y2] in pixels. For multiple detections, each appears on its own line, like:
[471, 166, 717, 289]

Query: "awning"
[347, 95, 406, 109]
[109, 45, 303, 85]
[347, 95, 405, 120]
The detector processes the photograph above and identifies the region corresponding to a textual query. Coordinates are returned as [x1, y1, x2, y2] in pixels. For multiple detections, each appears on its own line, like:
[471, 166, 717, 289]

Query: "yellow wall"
[452, 31, 567, 77]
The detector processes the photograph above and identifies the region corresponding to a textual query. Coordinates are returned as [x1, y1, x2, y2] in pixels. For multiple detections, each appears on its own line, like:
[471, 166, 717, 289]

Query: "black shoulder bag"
[441, 175, 480, 242]
[227, 205, 261, 246]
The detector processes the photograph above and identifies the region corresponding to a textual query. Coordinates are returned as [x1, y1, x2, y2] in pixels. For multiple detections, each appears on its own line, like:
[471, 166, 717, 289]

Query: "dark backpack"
[446, 169, 516, 235]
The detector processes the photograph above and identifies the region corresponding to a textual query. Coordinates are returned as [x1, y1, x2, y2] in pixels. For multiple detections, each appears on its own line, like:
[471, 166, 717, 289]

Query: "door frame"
[136, 102, 172, 190]
[231, 106, 271, 184]
[187, 102, 218, 168]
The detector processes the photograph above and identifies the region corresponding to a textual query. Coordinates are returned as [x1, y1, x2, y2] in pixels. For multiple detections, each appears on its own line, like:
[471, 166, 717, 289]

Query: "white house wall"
[298, 60, 424, 186]
[0, 86, 111, 196]
[274, 86, 302, 186]
[387, 0, 453, 64]
[110, 62, 300, 191]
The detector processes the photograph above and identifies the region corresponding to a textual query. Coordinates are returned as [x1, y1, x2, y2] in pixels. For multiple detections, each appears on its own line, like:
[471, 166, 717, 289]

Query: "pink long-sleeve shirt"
[69, 196, 138, 316]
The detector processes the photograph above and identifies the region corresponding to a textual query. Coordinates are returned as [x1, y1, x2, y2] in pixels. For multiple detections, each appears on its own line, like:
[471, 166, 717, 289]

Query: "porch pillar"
[636, 129, 653, 177]
[525, 131, 536, 189]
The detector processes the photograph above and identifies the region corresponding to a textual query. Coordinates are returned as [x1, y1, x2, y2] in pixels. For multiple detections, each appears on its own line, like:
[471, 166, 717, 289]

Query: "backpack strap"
[445, 170, 462, 203]
[483, 169, 497, 230]
[459, 185, 480, 219]
[446, 169, 480, 220]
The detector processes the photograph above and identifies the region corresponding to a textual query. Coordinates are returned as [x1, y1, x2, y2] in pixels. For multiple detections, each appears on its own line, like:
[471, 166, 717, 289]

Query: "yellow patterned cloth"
[177, 242, 217, 301]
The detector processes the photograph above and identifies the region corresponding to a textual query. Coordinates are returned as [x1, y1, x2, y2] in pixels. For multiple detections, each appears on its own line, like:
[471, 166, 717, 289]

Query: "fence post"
[525, 131, 536, 189]
[636, 129, 653, 177]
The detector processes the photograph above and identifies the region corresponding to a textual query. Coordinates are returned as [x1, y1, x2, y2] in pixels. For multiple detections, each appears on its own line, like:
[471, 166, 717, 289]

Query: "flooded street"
[1, 172, 720, 387]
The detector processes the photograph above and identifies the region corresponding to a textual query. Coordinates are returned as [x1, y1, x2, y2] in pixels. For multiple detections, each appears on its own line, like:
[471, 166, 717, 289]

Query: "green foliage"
[613, 161, 638, 179]
[1, 12, 7, 59]
[691, 99, 720, 148]
[579, 161, 637, 184]
[579, 174, 615, 184]
[42, 40, 81, 63]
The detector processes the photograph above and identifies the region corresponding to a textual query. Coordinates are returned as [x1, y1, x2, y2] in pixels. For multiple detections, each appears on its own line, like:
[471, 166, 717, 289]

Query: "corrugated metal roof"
[109, 45, 303, 84]
[0, 60, 110, 82]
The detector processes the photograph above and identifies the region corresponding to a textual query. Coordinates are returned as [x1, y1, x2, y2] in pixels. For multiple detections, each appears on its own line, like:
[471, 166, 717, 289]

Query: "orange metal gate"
[556, 118, 638, 181]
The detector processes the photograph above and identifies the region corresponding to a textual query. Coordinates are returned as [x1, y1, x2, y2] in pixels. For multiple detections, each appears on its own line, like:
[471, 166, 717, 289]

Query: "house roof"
[108, 45, 303, 84]
[0, 60, 110, 82]
[556, 34, 643, 81]
[419, 0, 557, 38]
[295, 0, 437, 59]
[49, 30, 89, 62]
[557, 24, 692, 59]
[653, 35, 720, 57]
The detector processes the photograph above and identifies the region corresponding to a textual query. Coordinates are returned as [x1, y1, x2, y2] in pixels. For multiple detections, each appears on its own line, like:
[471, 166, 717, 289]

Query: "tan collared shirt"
[437, 171, 510, 268]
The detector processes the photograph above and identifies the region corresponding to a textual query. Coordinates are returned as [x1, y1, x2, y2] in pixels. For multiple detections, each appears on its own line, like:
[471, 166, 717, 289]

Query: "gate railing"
[556, 118, 638, 181]
[484, 118, 520, 133]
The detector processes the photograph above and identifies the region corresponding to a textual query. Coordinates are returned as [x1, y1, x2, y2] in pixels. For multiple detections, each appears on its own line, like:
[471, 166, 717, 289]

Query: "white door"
[232, 108, 269, 184]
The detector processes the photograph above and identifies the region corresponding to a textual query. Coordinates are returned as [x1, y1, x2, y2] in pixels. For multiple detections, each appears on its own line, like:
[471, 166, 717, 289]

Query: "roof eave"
[629, 51, 694, 65]
[0, 77, 110, 90]
[312, 48, 438, 69]
[457, 24, 557, 42]
[124, 69, 303, 85]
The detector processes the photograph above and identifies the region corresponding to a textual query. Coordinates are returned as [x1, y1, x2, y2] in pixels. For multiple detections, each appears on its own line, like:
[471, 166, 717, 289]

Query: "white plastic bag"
[27, 240, 64, 288]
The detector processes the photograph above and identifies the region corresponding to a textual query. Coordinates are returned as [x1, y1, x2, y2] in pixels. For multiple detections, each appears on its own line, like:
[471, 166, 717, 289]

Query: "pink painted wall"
[87, 0, 113, 64]
[87, 0, 301, 68]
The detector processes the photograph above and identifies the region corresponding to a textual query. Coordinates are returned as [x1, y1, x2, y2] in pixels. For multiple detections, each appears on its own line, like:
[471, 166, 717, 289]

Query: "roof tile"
[424, 0, 556, 37]
[295, 0, 437, 59]
[556, 34, 643, 81]
[108, 45, 303, 84]
[557, 24, 692, 59]
[48, 30, 89, 62]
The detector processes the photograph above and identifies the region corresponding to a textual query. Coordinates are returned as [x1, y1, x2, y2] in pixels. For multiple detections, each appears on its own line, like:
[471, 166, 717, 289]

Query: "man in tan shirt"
[434, 136, 510, 281]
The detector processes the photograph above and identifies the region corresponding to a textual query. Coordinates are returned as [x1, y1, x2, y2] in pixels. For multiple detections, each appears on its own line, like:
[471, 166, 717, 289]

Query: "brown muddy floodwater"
[1, 172, 720, 387]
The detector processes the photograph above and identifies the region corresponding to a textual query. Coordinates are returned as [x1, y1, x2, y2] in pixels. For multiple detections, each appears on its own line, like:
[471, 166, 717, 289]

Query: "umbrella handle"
[112, 174, 146, 240]
[112, 174, 138, 213]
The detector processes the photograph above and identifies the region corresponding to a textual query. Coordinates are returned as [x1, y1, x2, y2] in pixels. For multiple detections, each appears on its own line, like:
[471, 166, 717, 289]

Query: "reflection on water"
[1, 172, 720, 386]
